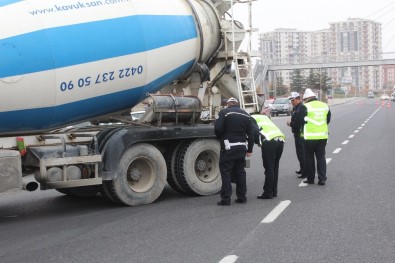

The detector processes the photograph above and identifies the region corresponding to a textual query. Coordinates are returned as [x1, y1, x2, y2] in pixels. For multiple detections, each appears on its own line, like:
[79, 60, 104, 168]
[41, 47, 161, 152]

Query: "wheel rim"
[194, 149, 219, 183]
[126, 157, 156, 193]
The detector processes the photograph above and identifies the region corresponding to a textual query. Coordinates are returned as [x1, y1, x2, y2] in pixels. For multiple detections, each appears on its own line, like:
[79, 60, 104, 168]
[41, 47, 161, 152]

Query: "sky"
[232, 0, 395, 53]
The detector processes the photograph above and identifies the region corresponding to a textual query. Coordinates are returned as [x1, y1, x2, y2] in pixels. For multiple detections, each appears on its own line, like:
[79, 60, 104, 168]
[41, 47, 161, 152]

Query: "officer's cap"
[227, 97, 238, 103]
[288, 92, 300, 100]
[303, 88, 316, 99]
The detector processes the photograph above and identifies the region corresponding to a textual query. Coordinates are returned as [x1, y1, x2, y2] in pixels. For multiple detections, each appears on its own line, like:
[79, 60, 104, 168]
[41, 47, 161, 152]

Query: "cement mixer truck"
[0, 0, 258, 205]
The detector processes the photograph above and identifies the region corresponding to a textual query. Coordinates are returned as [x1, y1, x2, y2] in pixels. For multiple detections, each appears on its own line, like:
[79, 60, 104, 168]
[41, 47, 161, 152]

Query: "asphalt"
[327, 96, 361, 106]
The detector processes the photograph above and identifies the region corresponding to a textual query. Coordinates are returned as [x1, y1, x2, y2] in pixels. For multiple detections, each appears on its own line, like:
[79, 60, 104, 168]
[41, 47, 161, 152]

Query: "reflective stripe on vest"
[252, 114, 285, 141]
[303, 101, 329, 140]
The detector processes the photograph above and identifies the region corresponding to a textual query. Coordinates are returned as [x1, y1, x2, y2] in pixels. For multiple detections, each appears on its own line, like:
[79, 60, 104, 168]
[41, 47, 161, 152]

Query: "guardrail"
[265, 52, 395, 66]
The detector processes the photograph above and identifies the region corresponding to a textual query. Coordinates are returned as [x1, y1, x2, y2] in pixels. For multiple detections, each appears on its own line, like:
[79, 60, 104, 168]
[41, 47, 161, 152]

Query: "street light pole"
[319, 68, 322, 101]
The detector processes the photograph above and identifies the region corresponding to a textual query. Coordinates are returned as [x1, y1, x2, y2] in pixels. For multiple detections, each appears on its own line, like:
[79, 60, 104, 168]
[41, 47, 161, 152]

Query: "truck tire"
[165, 141, 188, 194]
[102, 143, 167, 206]
[100, 183, 122, 204]
[174, 139, 221, 195]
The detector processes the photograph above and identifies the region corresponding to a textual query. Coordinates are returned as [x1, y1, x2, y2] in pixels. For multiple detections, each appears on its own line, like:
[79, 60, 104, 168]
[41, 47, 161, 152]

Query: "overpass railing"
[266, 52, 395, 66]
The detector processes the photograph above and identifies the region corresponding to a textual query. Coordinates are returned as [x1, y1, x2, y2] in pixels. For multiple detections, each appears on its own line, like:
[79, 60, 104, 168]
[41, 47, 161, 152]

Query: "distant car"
[270, 98, 292, 117]
[367, 92, 374, 99]
[380, 94, 390, 101]
[130, 110, 146, 121]
[391, 92, 395, 102]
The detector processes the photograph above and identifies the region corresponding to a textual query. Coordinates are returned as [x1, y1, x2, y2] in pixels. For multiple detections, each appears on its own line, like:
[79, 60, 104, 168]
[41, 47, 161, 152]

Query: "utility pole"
[319, 71, 322, 101]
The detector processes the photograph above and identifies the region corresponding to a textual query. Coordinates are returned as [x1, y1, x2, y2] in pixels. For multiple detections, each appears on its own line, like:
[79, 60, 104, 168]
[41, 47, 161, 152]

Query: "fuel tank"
[0, 0, 221, 135]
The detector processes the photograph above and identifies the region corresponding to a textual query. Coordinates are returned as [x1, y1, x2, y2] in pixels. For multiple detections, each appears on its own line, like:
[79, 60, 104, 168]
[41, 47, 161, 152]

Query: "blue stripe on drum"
[0, 0, 20, 7]
[0, 59, 195, 134]
[0, 15, 197, 78]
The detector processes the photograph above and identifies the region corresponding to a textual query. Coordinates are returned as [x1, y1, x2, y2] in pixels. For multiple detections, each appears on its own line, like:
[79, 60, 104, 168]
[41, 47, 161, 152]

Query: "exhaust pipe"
[23, 180, 39, 192]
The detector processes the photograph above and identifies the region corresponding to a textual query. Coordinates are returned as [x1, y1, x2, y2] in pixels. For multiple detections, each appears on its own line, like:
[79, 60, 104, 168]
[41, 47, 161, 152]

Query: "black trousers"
[294, 134, 305, 172]
[219, 146, 247, 202]
[261, 140, 284, 197]
[304, 139, 327, 182]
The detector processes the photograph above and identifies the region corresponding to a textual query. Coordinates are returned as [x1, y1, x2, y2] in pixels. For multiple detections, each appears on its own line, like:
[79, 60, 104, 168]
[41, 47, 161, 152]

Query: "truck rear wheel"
[102, 143, 167, 206]
[174, 139, 221, 195]
[165, 141, 188, 194]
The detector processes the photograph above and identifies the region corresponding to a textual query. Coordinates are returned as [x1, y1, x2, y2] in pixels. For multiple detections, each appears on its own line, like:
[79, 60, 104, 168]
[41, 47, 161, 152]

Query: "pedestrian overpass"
[267, 52, 395, 71]
[254, 52, 395, 92]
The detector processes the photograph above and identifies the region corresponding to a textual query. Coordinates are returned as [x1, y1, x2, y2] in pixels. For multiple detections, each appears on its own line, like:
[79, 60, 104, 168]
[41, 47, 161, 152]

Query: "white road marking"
[354, 130, 359, 133]
[333, 148, 342, 154]
[299, 180, 308, 187]
[342, 140, 349, 145]
[261, 200, 291, 224]
[358, 127, 363, 129]
[326, 158, 332, 164]
[348, 134, 355, 138]
[361, 123, 365, 126]
[219, 255, 238, 263]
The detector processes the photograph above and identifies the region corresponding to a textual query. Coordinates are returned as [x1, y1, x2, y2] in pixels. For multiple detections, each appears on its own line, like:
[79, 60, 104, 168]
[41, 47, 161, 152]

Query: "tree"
[316, 69, 332, 102]
[290, 69, 305, 93]
[275, 74, 288, 97]
[303, 69, 332, 102]
[305, 69, 318, 90]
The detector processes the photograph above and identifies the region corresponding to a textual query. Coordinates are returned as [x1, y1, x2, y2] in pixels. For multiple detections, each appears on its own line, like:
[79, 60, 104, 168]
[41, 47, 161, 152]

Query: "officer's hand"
[246, 152, 252, 157]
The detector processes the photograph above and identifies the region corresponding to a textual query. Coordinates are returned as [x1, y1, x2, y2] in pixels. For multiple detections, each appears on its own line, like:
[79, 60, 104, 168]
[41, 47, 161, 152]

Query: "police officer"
[287, 92, 307, 178]
[252, 112, 285, 199]
[214, 97, 254, 206]
[301, 88, 331, 185]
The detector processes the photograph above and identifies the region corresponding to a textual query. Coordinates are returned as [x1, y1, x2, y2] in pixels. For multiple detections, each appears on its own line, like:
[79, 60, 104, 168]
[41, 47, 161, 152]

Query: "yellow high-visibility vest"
[252, 115, 285, 141]
[303, 101, 329, 140]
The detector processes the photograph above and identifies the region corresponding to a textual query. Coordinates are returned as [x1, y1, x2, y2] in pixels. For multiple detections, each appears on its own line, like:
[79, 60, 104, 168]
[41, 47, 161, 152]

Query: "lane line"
[326, 158, 332, 164]
[299, 181, 307, 187]
[342, 140, 349, 145]
[358, 127, 363, 129]
[348, 134, 355, 138]
[333, 148, 342, 154]
[354, 130, 359, 133]
[261, 200, 291, 223]
[219, 255, 238, 263]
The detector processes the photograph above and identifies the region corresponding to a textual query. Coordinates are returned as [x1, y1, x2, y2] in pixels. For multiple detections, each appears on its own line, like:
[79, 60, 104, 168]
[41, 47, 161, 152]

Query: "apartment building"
[382, 65, 395, 90]
[329, 18, 382, 90]
[259, 18, 384, 91]
[259, 28, 314, 86]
